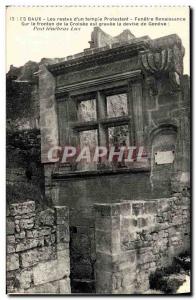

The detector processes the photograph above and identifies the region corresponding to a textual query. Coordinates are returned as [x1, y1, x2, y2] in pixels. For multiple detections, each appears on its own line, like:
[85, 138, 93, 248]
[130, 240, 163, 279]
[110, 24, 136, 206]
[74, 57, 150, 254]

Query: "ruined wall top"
[89, 27, 135, 48]
[47, 28, 185, 77]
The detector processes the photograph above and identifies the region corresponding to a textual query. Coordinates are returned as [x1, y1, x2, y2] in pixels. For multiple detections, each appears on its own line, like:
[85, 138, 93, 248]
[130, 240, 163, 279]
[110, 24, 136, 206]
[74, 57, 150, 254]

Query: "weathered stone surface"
[55, 206, 69, 224]
[33, 259, 69, 286]
[7, 254, 19, 271]
[6, 218, 15, 235]
[7, 235, 16, 253]
[7, 244, 15, 254]
[25, 281, 59, 294]
[20, 246, 56, 268]
[15, 231, 25, 239]
[7, 235, 15, 244]
[9, 201, 35, 216]
[6, 201, 71, 294]
[15, 237, 44, 252]
[95, 270, 112, 293]
[19, 217, 35, 230]
[56, 224, 69, 243]
[26, 227, 52, 239]
[94, 195, 190, 294]
[44, 233, 56, 245]
[16, 269, 33, 289]
[59, 278, 71, 294]
[37, 208, 55, 226]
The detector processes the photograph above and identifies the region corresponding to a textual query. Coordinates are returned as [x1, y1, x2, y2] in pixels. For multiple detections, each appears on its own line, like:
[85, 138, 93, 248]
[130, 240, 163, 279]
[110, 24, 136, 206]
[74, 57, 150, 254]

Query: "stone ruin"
[6, 27, 190, 294]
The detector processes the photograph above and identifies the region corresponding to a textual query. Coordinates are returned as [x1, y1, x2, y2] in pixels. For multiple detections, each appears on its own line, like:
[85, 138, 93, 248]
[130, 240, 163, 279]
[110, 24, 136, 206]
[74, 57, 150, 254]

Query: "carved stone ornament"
[140, 45, 184, 92]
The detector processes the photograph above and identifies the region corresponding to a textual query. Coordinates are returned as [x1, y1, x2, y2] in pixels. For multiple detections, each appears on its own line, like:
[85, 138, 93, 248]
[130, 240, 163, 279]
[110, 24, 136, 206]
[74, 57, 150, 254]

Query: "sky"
[6, 6, 190, 74]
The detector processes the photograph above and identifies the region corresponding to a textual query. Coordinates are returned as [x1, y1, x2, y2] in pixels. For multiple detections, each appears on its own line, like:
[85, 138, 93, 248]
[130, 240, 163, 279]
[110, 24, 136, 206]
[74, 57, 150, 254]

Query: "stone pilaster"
[39, 64, 59, 163]
[94, 202, 135, 294]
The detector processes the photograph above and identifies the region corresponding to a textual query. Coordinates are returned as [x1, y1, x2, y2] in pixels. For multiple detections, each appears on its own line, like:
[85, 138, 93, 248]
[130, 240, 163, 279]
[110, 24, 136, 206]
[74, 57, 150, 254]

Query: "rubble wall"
[6, 201, 71, 294]
[94, 189, 190, 294]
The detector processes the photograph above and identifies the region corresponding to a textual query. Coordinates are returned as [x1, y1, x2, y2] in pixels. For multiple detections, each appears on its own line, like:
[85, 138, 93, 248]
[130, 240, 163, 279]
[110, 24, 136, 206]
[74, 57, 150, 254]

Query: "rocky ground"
[146, 251, 191, 294]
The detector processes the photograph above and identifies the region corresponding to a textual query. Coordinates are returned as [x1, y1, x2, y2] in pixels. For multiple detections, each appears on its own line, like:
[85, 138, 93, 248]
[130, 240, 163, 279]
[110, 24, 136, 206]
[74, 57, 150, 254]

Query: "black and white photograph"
[5, 5, 191, 295]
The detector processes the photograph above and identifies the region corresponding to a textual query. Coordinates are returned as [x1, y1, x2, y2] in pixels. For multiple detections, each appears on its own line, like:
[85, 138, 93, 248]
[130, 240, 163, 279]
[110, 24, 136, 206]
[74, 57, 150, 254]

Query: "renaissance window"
[71, 88, 132, 171]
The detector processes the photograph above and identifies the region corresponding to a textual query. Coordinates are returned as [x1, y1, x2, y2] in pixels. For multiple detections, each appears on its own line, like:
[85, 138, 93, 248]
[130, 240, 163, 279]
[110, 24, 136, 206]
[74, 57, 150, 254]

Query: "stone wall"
[6, 129, 45, 207]
[6, 201, 70, 294]
[94, 188, 190, 294]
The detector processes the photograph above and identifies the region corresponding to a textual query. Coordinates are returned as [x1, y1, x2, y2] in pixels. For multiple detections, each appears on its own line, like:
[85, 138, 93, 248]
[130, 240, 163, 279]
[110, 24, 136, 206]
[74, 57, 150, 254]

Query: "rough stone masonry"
[6, 27, 190, 294]
[6, 200, 70, 294]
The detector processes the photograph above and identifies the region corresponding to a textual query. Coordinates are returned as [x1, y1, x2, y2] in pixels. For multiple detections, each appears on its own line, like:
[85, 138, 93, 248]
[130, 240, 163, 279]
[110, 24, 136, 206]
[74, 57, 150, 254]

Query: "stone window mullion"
[96, 91, 108, 148]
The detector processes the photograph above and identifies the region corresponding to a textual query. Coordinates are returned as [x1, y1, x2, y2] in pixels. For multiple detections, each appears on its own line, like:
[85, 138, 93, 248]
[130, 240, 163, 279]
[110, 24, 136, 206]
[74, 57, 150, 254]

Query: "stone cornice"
[48, 38, 150, 75]
[55, 70, 142, 99]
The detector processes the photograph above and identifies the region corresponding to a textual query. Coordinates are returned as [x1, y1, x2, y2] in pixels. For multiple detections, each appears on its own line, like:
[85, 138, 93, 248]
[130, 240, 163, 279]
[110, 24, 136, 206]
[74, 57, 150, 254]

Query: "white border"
[1, 1, 195, 299]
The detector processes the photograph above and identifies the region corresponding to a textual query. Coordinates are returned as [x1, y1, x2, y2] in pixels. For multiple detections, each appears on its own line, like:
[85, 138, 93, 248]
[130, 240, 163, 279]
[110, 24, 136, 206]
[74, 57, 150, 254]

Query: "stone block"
[21, 248, 39, 268]
[9, 201, 35, 216]
[7, 235, 15, 244]
[20, 217, 35, 230]
[15, 231, 25, 239]
[26, 229, 39, 238]
[7, 254, 19, 271]
[15, 237, 44, 252]
[7, 235, 16, 253]
[7, 244, 15, 254]
[33, 259, 69, 286]
[26, 228, 53, 239]
[25, 281, 59, 294]
[15, 212, 36, 219]
[37, 208, 55, 227]
[6, 218, 15, 235]
[121, 268, 136, 288]
[59, 278, 71, 294]
[16, 269, 33, 289]
[21, 246, 56, 268]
